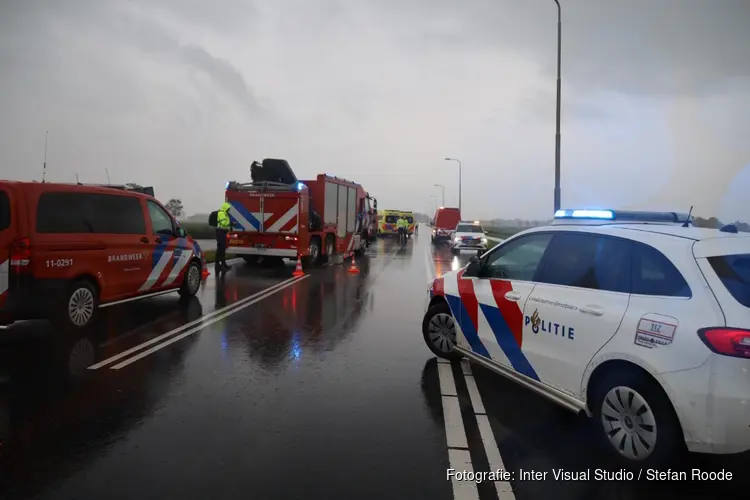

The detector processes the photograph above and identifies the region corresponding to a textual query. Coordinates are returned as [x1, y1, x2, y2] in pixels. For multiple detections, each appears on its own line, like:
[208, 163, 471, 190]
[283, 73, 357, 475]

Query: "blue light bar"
[554, 209, 614, 220]
[554, 209, 692, 224]
[296, 181, 305, 191]
[225, 181, 230, 189]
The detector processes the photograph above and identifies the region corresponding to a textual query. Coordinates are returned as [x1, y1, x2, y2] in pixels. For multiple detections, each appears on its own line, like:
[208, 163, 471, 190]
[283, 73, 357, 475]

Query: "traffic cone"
[348, 254, 360, 274]
[292, 255, 305, 277]
[201, 268, 210, 280]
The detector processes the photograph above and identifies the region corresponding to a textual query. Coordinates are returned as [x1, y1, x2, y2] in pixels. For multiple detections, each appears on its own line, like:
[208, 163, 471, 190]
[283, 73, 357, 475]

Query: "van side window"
[0, 190, 10, 231]
[147, 200, 174, 235]
[89, 194, 146, 234]
[631, 242, 691, 297]
[535, 233, 632, 293]
[36, 192, 93, 233]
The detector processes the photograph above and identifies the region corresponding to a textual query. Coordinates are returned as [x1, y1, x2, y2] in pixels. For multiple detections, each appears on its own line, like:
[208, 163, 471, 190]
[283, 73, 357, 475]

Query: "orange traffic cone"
[201, 268, 210, 280]
[348, 254, 360, 274]
[292, 255, 305, 277]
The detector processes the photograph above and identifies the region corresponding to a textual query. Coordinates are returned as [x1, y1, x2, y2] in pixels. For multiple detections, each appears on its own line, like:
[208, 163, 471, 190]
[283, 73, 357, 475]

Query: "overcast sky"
[1, 0, 749, 221]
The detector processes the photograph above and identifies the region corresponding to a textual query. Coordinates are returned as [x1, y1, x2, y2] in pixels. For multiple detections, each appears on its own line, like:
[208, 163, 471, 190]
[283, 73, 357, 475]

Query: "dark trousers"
[215, 228, 228, 268]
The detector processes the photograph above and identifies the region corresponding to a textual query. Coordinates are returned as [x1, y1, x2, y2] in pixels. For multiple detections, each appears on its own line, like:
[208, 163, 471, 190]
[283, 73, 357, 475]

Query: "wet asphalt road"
[0, 232, 748, 500]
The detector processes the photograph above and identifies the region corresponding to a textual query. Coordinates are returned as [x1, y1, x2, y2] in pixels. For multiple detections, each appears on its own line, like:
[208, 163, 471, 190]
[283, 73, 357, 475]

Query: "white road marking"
[89, 275, 302, 369]
[462, 364, 486, 415]
[448, 449, 480, 500]
[462, 363, 516, 499]
[438, 362, 458, 396]
[437, 355, 478, 500]
[110, 275, 310, 369]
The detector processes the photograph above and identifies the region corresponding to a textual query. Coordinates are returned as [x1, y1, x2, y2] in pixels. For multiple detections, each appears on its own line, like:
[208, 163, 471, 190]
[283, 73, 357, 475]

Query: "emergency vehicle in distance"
[0, 181, 207, 332]
[377, 210, 415, 238]
[224, 159, 377, 266]
[423, 208, 750, 467]
[431, 206, 461, 243]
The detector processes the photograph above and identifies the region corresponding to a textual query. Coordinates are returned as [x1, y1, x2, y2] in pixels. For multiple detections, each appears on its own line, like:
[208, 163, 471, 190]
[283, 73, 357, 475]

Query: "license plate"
[229, 239, 242, 245]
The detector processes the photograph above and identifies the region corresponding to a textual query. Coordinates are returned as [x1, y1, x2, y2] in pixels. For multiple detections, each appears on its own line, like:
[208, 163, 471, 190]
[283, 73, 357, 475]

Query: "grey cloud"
[375, 0, 750, 97]
[180, 45, 261, 116]
[0, 1, 262, 120]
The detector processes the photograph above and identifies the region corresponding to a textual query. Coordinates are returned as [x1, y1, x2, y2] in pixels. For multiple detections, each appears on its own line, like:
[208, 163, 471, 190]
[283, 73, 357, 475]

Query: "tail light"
[698, 328, 750, 359]
[9, 237, 32, 273]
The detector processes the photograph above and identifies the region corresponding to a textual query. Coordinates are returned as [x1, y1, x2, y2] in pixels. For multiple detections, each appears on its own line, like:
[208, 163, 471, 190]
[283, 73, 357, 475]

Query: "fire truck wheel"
[324, 235, 335, 261]
[242, 256, 258, 266]
[308, 236, 322, 265]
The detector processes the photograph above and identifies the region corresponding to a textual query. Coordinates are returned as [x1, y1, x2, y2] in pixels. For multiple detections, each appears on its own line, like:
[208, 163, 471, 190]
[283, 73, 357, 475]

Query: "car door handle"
[140, 237, 149, 243]
[579, 305, 605, 316]
[504, 291, 522, 301]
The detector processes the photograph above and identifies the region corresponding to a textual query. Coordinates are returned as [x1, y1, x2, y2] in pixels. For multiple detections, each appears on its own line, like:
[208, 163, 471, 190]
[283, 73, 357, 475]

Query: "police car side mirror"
[177, 227, 187, 238]
[465, 256, 482, 277]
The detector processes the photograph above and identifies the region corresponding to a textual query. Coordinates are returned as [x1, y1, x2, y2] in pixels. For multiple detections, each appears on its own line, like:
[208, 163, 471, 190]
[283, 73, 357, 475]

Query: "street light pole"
[444, 158, 462, 214]
[553, 0, 562, 213]
[429, 195, 437, 216]
[434, 184, 445, 206]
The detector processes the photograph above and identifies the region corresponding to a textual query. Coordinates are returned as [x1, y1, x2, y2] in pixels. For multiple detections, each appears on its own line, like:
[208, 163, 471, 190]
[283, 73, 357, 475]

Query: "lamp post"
[434, 184, 445, 206]
[444, 158, 462, 214]
[553, 0, 562, 213]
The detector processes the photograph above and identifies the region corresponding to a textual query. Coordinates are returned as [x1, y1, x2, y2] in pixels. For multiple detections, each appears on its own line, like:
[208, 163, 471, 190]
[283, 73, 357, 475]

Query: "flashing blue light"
[225, 181, 230, 189]
[296, 181, 305, 191]
[555, 209, 614, 220]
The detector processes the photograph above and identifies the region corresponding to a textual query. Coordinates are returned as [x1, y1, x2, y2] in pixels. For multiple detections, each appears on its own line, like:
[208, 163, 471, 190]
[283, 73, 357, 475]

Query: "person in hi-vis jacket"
[215, 202, 232, 273]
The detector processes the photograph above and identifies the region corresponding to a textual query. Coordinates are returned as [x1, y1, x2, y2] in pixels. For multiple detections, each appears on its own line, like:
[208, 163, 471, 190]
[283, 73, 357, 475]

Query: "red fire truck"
[225, 159, 378, 266]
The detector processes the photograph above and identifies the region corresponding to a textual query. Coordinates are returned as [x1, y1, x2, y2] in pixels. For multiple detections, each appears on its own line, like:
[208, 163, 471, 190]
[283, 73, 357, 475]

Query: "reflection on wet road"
[0, 233, 747, 500]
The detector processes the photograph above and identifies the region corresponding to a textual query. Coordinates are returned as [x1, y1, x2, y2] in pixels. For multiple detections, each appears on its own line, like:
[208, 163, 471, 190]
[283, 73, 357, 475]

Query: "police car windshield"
[708, 254, 750, 308]
[456, 224, 482, 233]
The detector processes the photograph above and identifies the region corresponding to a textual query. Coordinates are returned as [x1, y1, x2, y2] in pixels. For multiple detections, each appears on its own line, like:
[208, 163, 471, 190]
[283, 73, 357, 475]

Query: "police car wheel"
[179, 261, 201, 297]
[60, 280, 98, 330]
[422, 302, 462, 360]
[592, 370, 683, 468]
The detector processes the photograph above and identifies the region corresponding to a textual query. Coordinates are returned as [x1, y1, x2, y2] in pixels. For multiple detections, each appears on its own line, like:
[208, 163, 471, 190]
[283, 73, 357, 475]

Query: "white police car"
[450, 221, 489, 255]
[422, 209, 750, 467]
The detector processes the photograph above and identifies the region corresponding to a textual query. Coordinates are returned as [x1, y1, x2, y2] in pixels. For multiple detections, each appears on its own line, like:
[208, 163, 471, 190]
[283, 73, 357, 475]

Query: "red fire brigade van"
[0, 181, 207, 332]
[224, 159, 377, 266]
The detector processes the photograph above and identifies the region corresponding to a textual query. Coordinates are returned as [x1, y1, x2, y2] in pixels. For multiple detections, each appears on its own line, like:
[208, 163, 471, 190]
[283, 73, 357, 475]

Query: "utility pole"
[105, 168, 111, 184]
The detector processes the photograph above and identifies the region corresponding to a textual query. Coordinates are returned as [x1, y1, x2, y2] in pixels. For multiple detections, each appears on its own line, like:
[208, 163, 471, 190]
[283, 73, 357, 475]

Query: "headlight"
[454, 236, 461, 242]
[481, 236, 487, 243]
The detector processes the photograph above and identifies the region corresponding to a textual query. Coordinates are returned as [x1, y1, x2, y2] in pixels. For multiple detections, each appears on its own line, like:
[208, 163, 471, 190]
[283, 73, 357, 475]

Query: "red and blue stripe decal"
[445, 271, 491, 358]
[229, 202, 262, 231]
[481, 280, 539, 380]
[443, 274, 539, 381]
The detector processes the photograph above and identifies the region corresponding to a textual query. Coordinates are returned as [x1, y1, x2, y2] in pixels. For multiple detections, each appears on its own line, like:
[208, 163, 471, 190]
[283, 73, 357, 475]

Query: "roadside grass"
[180, 222, 215, 240]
